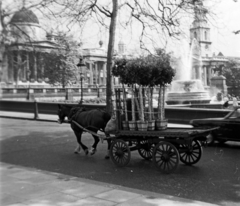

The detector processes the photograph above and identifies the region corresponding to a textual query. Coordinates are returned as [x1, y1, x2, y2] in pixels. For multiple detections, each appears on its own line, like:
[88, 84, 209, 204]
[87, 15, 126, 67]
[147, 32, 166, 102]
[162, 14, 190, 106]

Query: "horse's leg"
[90, 133, 99, 155]
[73, 129, 89, 155]
[105, 137, 112, 160]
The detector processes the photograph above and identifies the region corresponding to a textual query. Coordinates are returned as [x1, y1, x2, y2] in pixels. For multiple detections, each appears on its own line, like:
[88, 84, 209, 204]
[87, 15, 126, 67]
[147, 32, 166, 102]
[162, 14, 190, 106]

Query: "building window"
[194, 31, 197, 39]
[204, 31, 207, 40]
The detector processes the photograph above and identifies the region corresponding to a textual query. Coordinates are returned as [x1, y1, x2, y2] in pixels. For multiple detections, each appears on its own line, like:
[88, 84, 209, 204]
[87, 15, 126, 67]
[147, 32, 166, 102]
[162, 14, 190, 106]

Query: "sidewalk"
[0, 111, 57, 122]
[0, 111, 193, 128]
[0, 162, 218, 206]
[0, 111, 218, 206]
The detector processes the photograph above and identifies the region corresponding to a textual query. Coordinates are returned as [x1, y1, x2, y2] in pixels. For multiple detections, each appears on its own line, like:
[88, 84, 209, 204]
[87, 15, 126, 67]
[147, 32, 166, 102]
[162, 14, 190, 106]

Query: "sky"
[208, 0, 240, 57]
[69, 0, 240, 58]
[4, 0, 240, 58]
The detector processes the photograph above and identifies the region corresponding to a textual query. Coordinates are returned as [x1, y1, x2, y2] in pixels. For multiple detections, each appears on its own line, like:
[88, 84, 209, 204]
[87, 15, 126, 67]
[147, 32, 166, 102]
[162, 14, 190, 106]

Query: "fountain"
[166, 79, 210, 105]
[166, 38, 211, 105]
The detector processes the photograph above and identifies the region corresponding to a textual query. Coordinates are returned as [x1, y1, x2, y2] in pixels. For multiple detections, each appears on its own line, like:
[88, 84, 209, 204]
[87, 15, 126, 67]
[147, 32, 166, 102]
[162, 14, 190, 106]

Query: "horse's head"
[57, 104, 71, 124]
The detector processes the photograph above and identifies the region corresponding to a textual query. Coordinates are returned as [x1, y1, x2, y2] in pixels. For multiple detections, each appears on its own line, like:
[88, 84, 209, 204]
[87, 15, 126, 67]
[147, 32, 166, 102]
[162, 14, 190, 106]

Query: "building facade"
[1, 7, 120, 88]
[189, 2, 228, 88]
[1, 7, 61, 88]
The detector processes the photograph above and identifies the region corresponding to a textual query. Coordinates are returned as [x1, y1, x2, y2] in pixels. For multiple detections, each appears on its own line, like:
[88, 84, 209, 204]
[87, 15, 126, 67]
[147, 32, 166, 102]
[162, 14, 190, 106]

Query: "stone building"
[1, 7, 120, 88]
[2, 7, 60, 87]
[189, 2, 229, 87]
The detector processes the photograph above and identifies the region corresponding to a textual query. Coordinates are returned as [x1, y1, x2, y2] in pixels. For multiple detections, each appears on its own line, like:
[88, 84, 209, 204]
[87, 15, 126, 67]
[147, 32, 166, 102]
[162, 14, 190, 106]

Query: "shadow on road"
[1, 118, 240, 206]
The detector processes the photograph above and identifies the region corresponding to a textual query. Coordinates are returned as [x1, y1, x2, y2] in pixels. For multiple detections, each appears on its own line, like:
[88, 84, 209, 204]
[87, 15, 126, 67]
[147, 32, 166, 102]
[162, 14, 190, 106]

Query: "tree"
[2, 0, 210, 115]
[222, 59, 240, 95]
[43, 33, 79, 88]
[113, 48, 175, 124]
[40, 0, 206, 115]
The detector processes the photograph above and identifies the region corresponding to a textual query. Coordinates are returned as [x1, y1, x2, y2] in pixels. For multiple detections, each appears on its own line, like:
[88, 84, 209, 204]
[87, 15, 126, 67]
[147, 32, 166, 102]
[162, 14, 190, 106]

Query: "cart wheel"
[138, 140, 154, 160]
[179, 140, 202, 165]
[110, 139, 131, 167]
[153, 141, 179, 174]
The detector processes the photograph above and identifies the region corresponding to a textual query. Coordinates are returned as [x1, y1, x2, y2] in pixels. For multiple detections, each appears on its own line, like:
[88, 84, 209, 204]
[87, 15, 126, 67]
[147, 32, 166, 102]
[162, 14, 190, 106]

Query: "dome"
[10, 7, 39, 24]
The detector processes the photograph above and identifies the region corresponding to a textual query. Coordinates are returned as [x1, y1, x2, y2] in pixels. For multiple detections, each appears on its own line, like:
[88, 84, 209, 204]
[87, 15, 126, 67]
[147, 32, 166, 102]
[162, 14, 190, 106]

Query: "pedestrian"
[232, 95, 238, 108]
[223, 100, 229, 109]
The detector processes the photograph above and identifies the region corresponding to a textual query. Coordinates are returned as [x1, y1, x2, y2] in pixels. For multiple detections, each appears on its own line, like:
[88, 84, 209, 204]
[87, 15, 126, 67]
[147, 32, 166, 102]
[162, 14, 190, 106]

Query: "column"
[198, 66, 201, 80]
[103, 62, 106, 85]
[17, 51, 22, 82]
[41, 56, 44, 81]
[33, 53, 37, 81]
[26, 52, 30, 80]
[89, 62, 93, 85]
[9, 51, 14, 83]
[203, 66, 207, 86]
[95, 62, 98, 84]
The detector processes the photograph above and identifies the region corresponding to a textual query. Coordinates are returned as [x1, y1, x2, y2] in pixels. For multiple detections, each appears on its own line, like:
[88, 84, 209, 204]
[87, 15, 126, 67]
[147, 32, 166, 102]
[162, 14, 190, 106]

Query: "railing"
[0, 99, 230, 124]
[0, 87, 108, 100]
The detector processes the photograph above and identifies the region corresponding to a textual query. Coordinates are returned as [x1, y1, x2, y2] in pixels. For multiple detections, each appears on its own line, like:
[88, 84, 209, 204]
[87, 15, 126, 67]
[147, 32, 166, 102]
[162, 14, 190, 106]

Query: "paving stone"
[94, 189, 141, 203]
[61, 183, 111, 199]
[0, 192, 28, 206]
[24, 192, 80, 205]
[70, 197, 116, 206]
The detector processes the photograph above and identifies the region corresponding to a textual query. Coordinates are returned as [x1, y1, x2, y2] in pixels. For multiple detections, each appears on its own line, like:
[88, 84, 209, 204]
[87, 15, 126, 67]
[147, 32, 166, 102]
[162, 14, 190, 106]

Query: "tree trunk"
[139, 85, 144, 121]
[106, 0, 118, 116]
[161, 86, 165, 120]
[122, 84, 128, 121]
[148, 87, 153, 120]
[157, 86, 162, 119]
[131, 85, 136, 121]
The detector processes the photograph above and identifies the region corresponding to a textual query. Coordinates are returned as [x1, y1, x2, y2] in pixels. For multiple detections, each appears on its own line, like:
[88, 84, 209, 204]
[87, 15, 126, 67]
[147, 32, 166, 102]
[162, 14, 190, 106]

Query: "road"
[0, 118, 239, 205]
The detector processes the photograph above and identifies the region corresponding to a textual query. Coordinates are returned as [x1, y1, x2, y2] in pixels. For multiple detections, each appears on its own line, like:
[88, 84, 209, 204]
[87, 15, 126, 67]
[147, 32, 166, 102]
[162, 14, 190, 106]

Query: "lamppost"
[77, 58, 86, 104]
[26, 70, 31, 100]
[96, 83, 100, 98]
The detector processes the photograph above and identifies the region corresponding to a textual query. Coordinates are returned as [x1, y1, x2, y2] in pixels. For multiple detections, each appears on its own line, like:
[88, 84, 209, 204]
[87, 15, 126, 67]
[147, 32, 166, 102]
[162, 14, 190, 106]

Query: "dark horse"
[57, 104, 112, 159]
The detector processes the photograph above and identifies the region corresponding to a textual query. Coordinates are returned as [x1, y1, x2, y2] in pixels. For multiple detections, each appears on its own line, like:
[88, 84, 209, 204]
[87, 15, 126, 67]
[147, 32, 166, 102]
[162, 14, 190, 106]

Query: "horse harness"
[67, 108, 107, 142]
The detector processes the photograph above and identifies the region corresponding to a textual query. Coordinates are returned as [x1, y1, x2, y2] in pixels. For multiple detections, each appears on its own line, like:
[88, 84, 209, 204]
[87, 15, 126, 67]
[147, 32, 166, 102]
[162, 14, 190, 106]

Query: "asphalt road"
[0, 118, 239, 206]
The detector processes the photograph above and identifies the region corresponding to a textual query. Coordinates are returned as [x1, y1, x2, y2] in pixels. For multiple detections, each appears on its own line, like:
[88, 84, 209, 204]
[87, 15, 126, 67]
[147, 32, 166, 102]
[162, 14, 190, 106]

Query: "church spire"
[190, 0, 211, 57]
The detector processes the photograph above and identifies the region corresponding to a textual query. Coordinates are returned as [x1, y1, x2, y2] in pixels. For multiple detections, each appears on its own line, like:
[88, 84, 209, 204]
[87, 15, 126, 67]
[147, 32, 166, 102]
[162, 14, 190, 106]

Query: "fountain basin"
[166, 79, 211, 105]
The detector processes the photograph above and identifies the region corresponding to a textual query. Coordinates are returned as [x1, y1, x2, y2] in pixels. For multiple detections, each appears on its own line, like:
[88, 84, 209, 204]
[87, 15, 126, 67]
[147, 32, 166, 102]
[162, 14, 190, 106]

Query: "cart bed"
[115, 127, 216, 138]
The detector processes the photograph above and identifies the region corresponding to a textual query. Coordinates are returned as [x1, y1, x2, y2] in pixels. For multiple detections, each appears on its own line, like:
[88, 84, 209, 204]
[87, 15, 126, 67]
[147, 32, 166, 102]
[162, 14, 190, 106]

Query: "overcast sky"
[209, 0, 240, 57]
[7, 0, 239, 58]
[70, 0, 240, 58]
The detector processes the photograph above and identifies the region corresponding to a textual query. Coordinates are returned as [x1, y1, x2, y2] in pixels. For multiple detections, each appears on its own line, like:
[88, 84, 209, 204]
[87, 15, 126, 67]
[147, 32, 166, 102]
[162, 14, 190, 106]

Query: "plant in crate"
[153, 49, 175, 130]
[112, 59, 131, 130]
[113, 58, 147, 131]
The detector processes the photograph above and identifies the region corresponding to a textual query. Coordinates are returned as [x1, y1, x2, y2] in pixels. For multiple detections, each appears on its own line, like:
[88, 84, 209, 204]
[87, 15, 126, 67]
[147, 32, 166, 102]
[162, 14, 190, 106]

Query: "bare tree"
[2, 0, 210, 114]
[39, 0, 206, 114]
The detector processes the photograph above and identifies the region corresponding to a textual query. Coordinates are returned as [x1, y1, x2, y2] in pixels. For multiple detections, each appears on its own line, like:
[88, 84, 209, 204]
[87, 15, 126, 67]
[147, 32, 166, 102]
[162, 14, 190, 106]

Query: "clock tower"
[190, 1, 212, 58]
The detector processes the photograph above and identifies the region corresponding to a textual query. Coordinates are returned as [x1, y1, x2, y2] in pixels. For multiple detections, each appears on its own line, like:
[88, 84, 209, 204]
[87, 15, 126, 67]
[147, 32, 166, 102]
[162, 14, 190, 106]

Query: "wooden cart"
[108, 89, 217, 173]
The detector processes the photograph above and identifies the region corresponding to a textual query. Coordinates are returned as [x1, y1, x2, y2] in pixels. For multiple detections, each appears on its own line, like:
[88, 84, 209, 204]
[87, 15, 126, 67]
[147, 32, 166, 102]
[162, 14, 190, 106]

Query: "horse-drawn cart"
[109, 127, 215, 173]
[107, 89, 217, 173]
[59, 89, 217, 174]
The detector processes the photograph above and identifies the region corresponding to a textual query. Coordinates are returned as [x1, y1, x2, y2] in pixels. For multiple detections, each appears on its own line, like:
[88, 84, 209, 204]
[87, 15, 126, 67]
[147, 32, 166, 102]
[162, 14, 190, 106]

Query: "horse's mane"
[68, 106, 86, 121]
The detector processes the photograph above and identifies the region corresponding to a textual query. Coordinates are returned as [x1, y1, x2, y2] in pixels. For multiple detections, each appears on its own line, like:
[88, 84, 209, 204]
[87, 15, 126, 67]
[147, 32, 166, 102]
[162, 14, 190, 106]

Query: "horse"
[57, 104, 112, 159]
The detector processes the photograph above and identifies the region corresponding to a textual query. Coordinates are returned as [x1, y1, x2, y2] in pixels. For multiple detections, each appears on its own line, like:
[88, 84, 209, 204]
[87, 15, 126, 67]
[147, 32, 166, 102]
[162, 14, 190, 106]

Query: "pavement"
[0, 111, 219, 206]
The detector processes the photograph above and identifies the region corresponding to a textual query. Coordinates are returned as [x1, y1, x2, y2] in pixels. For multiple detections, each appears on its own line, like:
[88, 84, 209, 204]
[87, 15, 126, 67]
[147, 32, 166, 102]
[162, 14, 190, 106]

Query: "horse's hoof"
[84, 149, 89, 155]
[105, 155, 110, 160]
[90, 148, 96, 155]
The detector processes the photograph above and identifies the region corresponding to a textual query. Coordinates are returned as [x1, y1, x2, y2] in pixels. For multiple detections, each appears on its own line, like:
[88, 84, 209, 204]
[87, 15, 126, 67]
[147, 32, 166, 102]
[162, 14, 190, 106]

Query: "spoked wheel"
[179, 140, 202, 165]
[153, 141, 179, 174]
[138, 140, 154, 160]
[110, 139, 131, 167]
